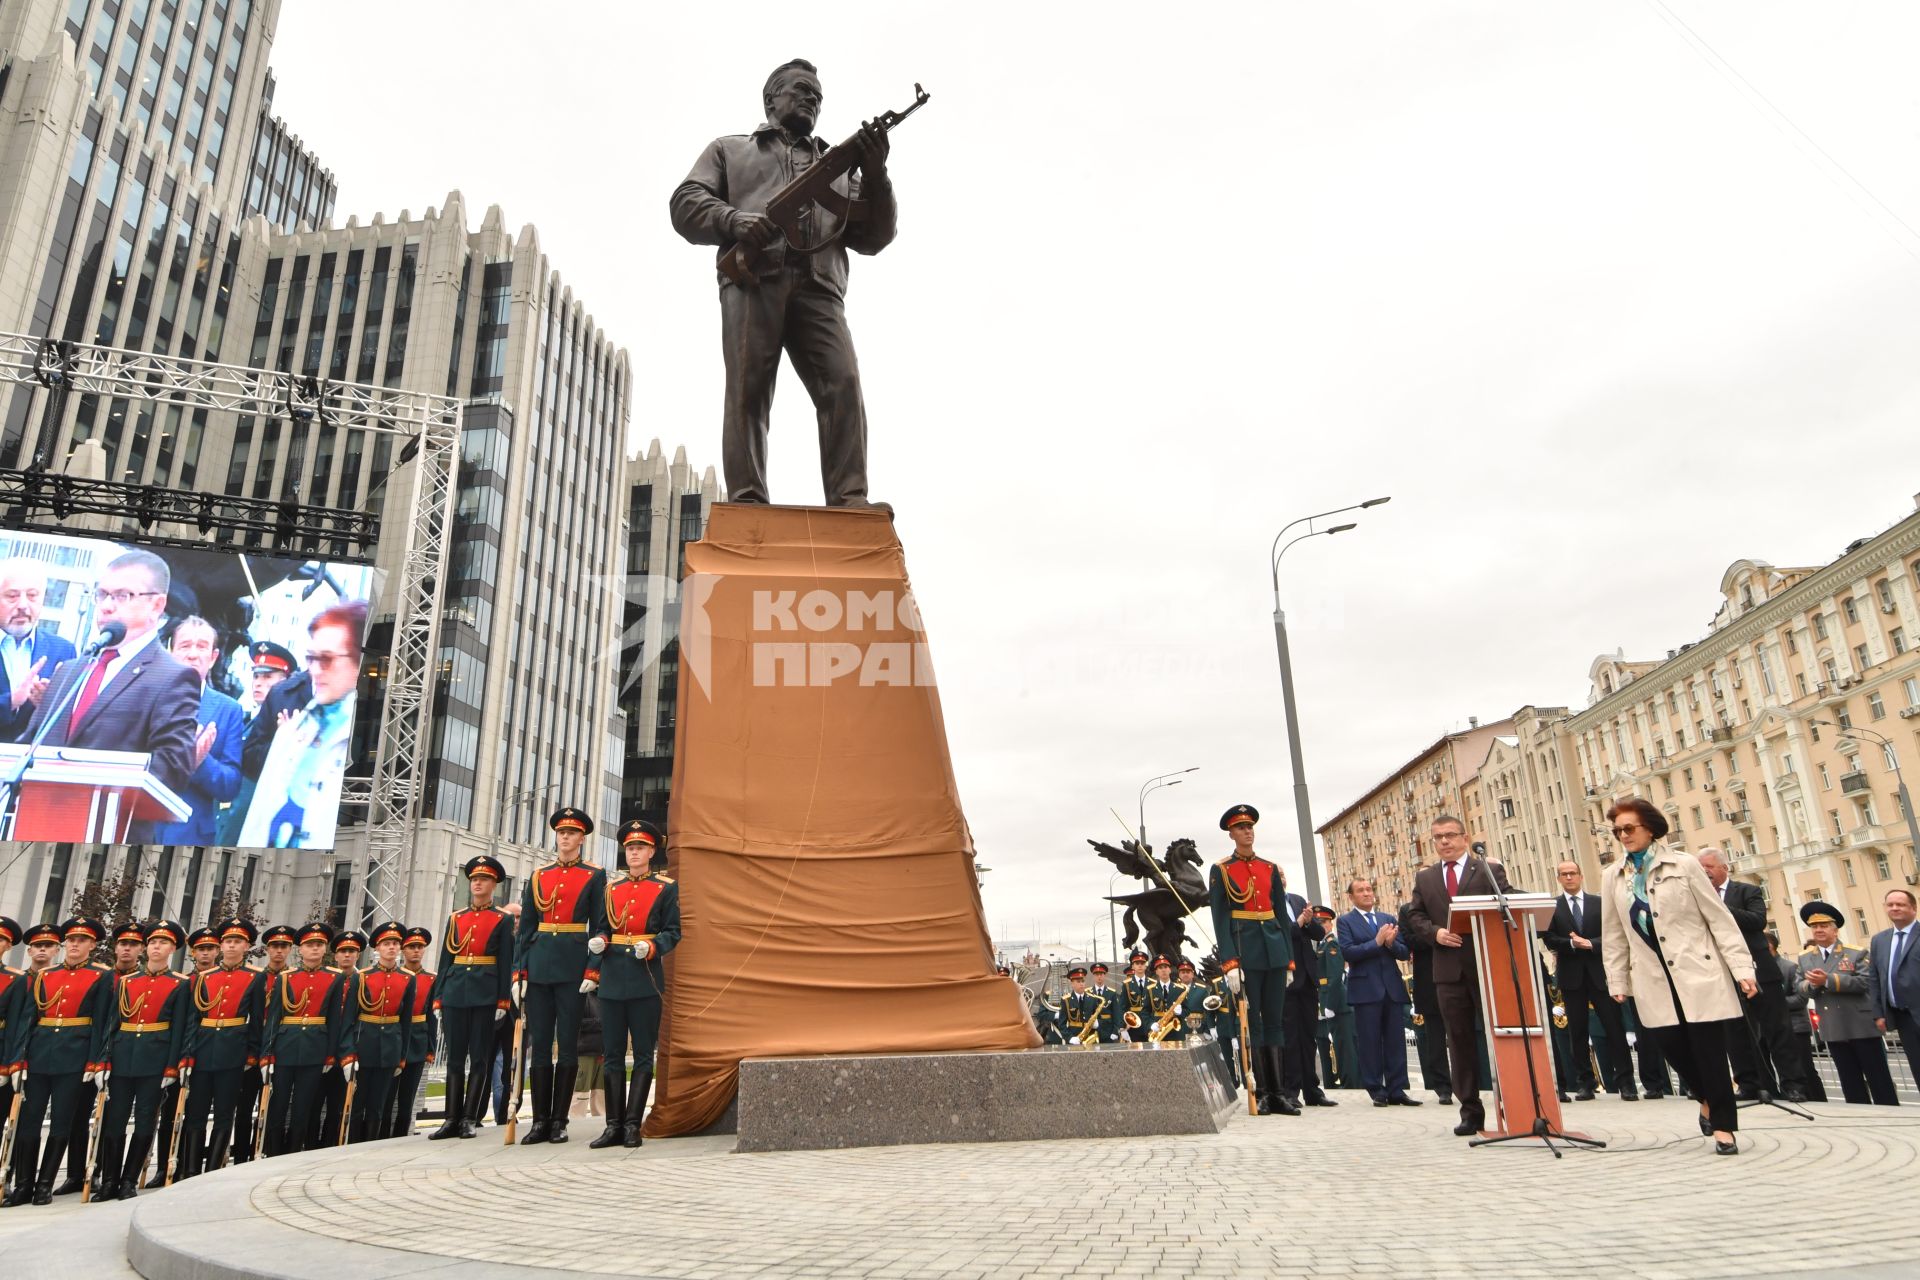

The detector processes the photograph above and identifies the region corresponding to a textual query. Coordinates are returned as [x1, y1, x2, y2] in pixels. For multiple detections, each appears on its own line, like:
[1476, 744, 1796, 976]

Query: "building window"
[1906, 676, 1920, 707]
[1830, 810, 1843, 836]
[1870, 692, 1886, 720]
[1843, 597, 1859, 625]
[1838, 708, 1853, 730]
[1814, 613, 1829, 640]
[1893, 628, 1907, 655]
[1824, 659, 1839, 684]
[1877, 579, 1895, 611]
[1855, 643, 1871, 671]
[1786, 631, 1798, 655]
[1884, 742, 1900, 772]
[1819, 764, 1831, 790]
[1844, 859, 1856, 887]
[1876, 852, 1892, 880]
[1796, 673, 1808, 696]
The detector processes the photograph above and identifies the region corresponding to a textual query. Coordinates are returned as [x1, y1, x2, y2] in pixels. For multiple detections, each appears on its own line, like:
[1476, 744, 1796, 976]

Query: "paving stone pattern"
[235, 1096, 1920, 1279]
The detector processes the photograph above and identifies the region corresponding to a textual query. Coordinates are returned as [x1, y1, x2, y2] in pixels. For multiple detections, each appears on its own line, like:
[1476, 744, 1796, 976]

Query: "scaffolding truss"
[0, 331, 460, 925]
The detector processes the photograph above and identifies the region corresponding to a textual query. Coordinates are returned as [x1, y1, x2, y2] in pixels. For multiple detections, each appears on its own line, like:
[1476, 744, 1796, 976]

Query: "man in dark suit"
[151, 617, 245, 846]
[1869, 887, 1920, 1090]
[24, 549, 199, 837]
[1542, 860, 1635, 1100]
[1339, 877, 1417, 1106]
[0, 558, 77, 742]
[1400, 901, 1452, 1103]
[1404, 815, 1515, 1136]
[1697, 849, 1803, 1100]
[1277, 878, 1333, 1110]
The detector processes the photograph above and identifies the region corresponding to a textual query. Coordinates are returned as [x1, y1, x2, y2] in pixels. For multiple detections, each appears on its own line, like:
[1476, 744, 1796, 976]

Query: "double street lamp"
[1810, 720, 1920, 880]
[1269, 497, 1391, 904]
[1107, 768, 1199, 961]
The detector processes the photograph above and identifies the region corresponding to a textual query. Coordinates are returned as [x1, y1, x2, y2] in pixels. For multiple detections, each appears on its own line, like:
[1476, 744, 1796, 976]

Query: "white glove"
[1626, 1032, 1638, 1048]
[87, 1067, 110, 1087]
[512, 979, 527, 1004]
[394, 1064, 406, 1077]
[1319, 1006, 1335, 1021]
[340, 1061, 358, 1083]
[578, 979, 598, 994]
[1225, 968, 1243, 995]
[587, 936, 607, 954]
[494, 1007, 508, 1023]
[633, 940, 653, 960]
[259, 1062, 273, 1084]
[177, 1062, 193, 1086]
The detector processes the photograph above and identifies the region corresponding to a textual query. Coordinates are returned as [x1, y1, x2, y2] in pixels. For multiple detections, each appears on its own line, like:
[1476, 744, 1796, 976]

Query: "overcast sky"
[270, 2, 1920, 953]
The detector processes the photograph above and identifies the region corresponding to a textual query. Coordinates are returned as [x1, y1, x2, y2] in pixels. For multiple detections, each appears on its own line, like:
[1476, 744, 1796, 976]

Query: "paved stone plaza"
[4, 1092, 1918, 1279]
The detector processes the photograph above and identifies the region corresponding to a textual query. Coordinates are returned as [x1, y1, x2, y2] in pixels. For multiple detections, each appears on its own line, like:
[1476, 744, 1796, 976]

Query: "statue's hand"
[855, 120, 891, 175]
[730, 211, 783, 248]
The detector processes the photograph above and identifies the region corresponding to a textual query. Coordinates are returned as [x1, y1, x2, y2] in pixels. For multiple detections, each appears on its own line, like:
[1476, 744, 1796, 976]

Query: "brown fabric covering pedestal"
[643, 504, 1040, 1138]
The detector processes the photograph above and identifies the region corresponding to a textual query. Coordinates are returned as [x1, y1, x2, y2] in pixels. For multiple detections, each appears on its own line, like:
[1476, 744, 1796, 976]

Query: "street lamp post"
[1814, 721, 1920, 877]
[1269, 497, 1390, 905]
[1137, 767, 1199, 861]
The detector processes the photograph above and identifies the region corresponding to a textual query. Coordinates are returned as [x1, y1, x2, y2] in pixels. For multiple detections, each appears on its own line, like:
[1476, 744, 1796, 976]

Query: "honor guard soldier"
[234, 924, 296, 1163]
[1056, 963, 1109, 1045]
[314, 930, 365, 1145]
[514, 806, 610, 1144]
[178, 919, 265, 1178]
[1146, 956, 1186, 1042]
[1208, 804, 1301, 1115]
[261, 923, 356, 1155]
[346, 922, 419, 1142]
[53, 920, 126, 1198]
[586, 820, 681, 1148]
[1313, 908, 1357, 1091]
[0, 916, 24, 1191]
[1178, 959, 1214, 1039]
[4, 918, 112, 1206]
[110, 921, 144, 977]
[389, 925, 436, 1138]
[1121, 950, 1152, 1042]
[1087, 963, 1121, 1042]
[429, 857, 514, 1139]
[93, 921, 191, 1201]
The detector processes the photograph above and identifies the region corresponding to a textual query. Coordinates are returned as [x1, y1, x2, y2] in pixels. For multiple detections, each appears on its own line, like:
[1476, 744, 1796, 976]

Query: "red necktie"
[68, 648, 118, 731]
[1445, 859, 1459, 897]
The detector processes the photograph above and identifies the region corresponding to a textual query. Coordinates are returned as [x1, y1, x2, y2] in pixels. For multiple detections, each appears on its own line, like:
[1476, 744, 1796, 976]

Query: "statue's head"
[763, 59, 822, 136]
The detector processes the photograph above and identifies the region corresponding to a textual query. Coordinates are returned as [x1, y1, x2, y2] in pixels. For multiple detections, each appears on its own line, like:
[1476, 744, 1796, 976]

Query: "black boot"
[31, 1181, 52, 1206]
[1267, 1047, 1301, 1116]
[50, 1175, 84, 1197]
[429, 1061, 465, 1140]
[520, 1065, 553, 1144]
[623, 1069, 651, 1147]
[1250, 1045, 1274, 1115]
[461, 1063, 490, 1139]
[589, 1065, 626, 1149]
[116, 1135, 150, 1200]
[548, 1064, 578, 1143]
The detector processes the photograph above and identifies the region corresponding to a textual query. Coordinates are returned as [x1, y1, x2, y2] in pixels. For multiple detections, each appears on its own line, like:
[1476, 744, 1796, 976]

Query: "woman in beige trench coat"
[1600, 797, 1758, 1154]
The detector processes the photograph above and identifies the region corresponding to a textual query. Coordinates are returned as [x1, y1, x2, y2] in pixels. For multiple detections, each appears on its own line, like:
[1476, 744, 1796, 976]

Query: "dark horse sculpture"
[1090, 836, 1207, 966]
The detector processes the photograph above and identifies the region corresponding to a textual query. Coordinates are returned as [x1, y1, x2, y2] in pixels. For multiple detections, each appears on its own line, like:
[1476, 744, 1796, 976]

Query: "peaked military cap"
[1152, 954, 1173, 969]
[0, 915, 23, 947]
[333, 929, 366, 952]
[1799, 900, 1844, 929]
[402, 925, 434, 946]
[464, 854, 506, 882]
[25, 921, 62, 945]
[59, 915, 105, 942]
[187, 926, 219, 948]
[369, 920, 406, 946]
[1220, 803, 1260, 831]
[298, 921, 337, 945]
[1090, 961, 1110, 974]
[145, 919, 188, 948]
[1176, 958, 1197, 971]
[618, 818, 660, 848]
[549, 806, 594, 835]
[113, 919, 146, 944]
[1128, 949, 1149, 964]
[262, 924, 299, 945]
[249, 639, 297, 674]
[217, 917, 258, 944]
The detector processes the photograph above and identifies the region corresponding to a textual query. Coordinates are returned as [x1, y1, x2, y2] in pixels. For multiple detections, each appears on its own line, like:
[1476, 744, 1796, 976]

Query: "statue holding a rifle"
[669, 59, 929, 509]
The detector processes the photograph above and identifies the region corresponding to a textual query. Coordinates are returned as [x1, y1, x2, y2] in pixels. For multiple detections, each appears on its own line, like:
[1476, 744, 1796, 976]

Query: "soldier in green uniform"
[1313, 908, 1358, 1090]
[93, 920, 191, 1200]
[233, 924, 295, 1164]
[429, 856, 514, 1140]
[1145, 955, 1187, 1042]
[313, 929, 365, 1148]
[4, 918, 113, 1206]
[1085, 962, 1121, 1043]
[1120, 950, 1152, 1042]
[1050, 962, 1104, 1045]
[177, 919, 266, 1178]
[50, 919, 133, 1198]
[388, 925, 436, 1138]
[345, 922, 421, 1142]
[514, 807, 610, 1145]
[145, 925, 210, 1188]
[1207, 804, 1300, 1115]
[260, 922, 357, 1155]
[0, 917, 28, 1201]
[585, 821, 681, 1147]
[1177, 959, 1215, 1039]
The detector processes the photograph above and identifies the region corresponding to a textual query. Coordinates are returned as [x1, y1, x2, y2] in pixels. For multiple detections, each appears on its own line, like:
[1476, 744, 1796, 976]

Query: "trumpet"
[1123, 1010, 1142, 1030]
[1202, 994, 1223, 1012]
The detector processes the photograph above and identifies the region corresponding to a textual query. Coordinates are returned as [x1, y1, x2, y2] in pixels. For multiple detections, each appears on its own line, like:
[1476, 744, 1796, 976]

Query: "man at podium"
[1404, 814, 1515, 1136]
[22, 550, 199, 839]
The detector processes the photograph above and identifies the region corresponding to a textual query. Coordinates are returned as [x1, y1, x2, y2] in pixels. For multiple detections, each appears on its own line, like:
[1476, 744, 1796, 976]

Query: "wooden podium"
[1448, 892, 1592, 1146]
[0, 745, 190, 841]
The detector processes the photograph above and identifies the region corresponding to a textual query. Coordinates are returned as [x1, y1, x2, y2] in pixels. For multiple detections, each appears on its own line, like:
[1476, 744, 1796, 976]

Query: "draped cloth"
[642, 504, 1040, 1139]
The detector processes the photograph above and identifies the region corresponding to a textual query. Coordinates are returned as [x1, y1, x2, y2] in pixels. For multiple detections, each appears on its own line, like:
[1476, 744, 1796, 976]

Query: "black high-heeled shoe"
[1698, 1113, 1712, 1136]
[1714, 1137, 1738, 1156]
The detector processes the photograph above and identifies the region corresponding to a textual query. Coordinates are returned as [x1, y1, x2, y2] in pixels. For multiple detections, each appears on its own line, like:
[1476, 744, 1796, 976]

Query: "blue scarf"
[1625, 845, 1654, 905]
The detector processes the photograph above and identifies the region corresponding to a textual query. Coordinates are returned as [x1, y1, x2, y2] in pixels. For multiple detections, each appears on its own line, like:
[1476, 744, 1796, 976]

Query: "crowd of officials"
[0, 809, 679, 1207]
[1027, 801, 1918, 1156]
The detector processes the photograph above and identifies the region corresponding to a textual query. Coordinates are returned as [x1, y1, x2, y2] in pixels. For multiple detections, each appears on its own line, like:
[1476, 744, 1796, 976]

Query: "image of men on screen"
[0, 557, 74, 742]
[23, 548, 201, 839]
[238, 600, 365, 849]
[150, 616, 245, 846]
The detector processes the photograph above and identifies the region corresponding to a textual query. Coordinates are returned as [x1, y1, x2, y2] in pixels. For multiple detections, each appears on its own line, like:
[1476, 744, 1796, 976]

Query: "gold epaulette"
[653, 875, 675, 884]
[247, 963, 264, 972]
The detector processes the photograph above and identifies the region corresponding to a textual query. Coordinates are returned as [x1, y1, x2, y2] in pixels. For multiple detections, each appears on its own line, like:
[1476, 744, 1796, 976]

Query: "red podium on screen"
[1449, 892, 1594, 1147]
[0, 745, 190, 842]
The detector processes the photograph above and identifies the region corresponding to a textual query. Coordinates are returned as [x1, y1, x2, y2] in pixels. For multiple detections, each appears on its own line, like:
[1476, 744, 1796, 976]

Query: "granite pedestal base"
[734, 1040, 1238, 1152]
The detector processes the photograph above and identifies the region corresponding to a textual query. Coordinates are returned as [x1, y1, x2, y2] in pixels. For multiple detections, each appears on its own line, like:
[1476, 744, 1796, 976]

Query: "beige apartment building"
[1317, 717, 1514, 911]
[1567, 496, 1920, 945]
[1466, 704, 1607, 894]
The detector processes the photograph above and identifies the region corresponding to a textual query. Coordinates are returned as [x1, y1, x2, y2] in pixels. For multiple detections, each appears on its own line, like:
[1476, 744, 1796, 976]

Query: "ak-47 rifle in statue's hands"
[719, 83, 930, 287]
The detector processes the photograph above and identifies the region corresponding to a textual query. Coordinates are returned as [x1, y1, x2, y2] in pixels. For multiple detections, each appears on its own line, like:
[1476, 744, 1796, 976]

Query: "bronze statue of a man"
[670, 59, 898, 508]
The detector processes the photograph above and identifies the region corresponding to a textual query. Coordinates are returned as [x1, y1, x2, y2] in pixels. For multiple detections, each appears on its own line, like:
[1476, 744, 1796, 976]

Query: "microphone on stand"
[83, 620, 127, 655]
